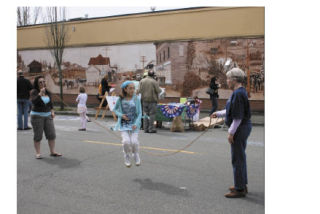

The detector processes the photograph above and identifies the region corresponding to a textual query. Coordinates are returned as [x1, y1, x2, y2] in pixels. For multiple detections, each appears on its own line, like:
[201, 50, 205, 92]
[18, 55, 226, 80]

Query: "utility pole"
[246, 39, 251, 98]
[104, 47, 109, 57]
[140, 56, 146, 69]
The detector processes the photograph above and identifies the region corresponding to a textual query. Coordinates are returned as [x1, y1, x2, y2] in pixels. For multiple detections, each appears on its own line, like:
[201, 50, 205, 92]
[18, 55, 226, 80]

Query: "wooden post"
[95, 91, 108, 119]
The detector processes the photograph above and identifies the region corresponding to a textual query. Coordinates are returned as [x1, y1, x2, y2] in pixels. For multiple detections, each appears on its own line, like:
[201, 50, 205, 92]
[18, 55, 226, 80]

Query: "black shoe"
[24, 127, 32, 130]
[144, 130, 149, 133]
[17, 128, 23, 131]
[149, 130, 157, 133]
[78, 128, 86, 131]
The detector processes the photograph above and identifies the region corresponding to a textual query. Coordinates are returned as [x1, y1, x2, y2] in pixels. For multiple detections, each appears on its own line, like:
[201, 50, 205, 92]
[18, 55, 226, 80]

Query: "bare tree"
[17, 7, 42, 26]
[33, 7, 42, 24]
[17, 7, 30, 26]
[45, 7, 68, 110]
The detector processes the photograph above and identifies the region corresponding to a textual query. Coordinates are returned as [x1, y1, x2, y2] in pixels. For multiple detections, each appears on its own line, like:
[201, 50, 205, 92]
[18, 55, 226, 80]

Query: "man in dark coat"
[209, 77, 219, 115]
[17, 71, 33, 130]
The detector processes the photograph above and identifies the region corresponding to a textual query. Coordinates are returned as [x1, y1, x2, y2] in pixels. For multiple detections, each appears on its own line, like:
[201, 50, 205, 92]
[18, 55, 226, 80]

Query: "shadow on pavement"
[240, 192, 264, 206]
[40, 157, 82, 169]
[133, 178, 192, 197]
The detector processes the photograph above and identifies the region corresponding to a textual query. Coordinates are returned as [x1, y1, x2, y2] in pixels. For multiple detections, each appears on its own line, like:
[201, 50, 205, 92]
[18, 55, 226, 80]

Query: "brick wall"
[170, 42, 188, 85]
[156, 42, 189, 86]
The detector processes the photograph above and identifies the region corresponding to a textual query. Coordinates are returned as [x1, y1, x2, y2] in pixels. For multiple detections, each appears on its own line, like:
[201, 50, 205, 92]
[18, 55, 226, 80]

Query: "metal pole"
[246, 39, 251, 97]
[140, 56, 146, 69]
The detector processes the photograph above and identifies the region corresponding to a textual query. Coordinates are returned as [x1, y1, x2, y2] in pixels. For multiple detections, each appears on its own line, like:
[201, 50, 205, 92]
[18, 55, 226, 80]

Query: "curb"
[54, 111, 264, 126]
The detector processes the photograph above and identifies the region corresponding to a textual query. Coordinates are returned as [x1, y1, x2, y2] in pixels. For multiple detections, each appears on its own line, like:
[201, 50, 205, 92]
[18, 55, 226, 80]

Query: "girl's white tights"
[79, 112, 87, 129]
[121, 131, 139, 157]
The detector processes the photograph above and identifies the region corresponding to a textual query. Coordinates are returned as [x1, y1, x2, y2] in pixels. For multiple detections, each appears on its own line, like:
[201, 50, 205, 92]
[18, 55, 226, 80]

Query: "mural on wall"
[154, 38, 264, 100]
[18, 43, 156, 95]
[17, 38, 264, 100]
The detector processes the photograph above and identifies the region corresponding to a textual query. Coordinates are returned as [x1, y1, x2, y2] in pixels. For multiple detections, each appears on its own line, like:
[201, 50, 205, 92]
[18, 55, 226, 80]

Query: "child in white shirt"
[76, 87, 88, 131]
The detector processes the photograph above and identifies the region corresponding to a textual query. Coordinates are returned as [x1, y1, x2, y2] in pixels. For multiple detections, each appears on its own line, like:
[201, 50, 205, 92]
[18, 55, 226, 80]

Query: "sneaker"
[24, 127, 32, 130]
[124, 155, 131, 167]
[149, 130, 157, 133]
[78, 128, 86, 131]
[134, 153, 141, 166]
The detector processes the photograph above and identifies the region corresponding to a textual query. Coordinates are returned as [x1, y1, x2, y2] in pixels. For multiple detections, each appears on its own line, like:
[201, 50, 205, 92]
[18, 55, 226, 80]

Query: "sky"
[28, 6, 184, 24]
[65, 7, 182, 19]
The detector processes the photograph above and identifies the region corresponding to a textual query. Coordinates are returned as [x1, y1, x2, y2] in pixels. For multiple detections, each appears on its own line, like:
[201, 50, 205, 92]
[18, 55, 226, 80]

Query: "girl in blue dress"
[113, 81, 142, 167]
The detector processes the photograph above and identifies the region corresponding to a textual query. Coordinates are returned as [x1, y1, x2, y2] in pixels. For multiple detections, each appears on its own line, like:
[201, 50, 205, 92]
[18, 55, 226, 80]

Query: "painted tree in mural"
[45, 7, 68, 110]
[207, 57, 227, 88]
[182, 72, 202, 96]
[17, 7, 42, 26]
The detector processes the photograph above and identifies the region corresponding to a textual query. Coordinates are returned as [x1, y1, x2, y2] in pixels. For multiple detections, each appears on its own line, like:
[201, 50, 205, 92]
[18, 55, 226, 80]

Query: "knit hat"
[121, 81, 134, 89]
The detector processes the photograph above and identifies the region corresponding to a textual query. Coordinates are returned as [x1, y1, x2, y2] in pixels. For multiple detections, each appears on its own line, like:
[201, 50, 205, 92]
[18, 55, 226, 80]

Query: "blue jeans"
[17, 99, 30, 129]
[209, 96, 218, 115]
[231, 122, 252, 190]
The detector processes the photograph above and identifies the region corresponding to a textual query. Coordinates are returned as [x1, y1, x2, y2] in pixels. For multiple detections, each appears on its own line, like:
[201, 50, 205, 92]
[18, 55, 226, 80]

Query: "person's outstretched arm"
[211, 109, 226, 118]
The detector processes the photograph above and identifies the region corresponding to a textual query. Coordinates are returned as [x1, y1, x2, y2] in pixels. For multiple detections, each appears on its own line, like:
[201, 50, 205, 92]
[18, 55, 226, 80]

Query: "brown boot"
[225, 190, 246, 198]
[229, 186, 248, 194]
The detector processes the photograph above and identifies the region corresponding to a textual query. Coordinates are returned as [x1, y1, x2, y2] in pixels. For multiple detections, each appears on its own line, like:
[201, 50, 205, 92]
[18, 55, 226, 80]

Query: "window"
[210, 48, 218, 54]
[159, 77, 166, 86]
[179, 45, 184, 56]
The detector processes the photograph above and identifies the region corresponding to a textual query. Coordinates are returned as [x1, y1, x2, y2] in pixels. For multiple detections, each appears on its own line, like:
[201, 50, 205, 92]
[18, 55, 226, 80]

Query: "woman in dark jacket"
[96, 74, 110, 107]
[30, 76, 61, 159]
[209, 77, 219, 115]
[211, 68, 252, 198]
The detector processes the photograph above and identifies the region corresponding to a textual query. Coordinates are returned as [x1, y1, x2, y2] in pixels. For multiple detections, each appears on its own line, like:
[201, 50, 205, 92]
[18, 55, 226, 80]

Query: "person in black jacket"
[96, 74, 110, 107]
[30, 76, 61, 159]
[208, 77, 220, 115]
[17, 71, 33, 130]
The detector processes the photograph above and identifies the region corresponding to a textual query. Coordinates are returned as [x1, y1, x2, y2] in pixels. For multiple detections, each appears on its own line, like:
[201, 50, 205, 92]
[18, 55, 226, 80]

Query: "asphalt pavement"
[17, 115, 264, 214]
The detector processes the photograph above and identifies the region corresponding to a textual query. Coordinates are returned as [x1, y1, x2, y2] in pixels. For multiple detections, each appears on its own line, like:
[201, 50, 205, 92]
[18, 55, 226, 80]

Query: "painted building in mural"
[86, 54, 111, 85]
[17, 43, 156, 95]
[154, 38, 264, 99]
[17, 7, 265, 100]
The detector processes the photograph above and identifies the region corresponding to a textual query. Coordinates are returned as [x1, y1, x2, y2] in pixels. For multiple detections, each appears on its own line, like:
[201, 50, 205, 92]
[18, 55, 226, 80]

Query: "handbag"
[206, 88, 214, 95]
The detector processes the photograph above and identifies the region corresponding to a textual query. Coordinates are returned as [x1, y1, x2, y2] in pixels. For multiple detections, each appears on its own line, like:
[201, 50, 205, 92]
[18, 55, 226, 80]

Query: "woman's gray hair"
[226, 67, 246, 83]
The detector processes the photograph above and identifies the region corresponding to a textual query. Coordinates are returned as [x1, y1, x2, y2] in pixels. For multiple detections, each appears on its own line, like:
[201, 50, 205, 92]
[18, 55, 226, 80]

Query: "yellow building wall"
[17, 7, 264, 50]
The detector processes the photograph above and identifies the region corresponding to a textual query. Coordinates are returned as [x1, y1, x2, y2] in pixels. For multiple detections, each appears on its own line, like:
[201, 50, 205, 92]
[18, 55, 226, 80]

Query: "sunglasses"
[39, 81, 46, 83]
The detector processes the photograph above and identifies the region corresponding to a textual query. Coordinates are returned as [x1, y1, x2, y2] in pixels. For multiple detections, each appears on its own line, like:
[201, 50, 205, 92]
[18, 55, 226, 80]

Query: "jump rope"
[52, 93, 218, 157]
